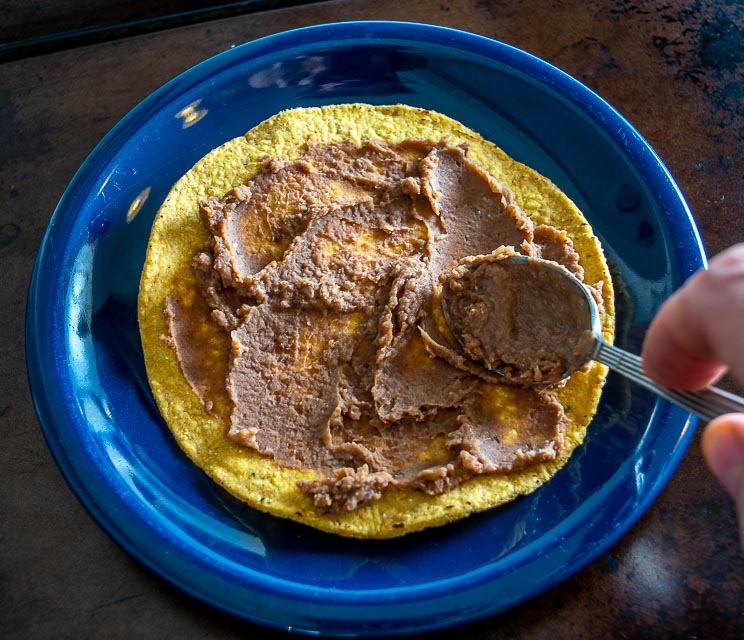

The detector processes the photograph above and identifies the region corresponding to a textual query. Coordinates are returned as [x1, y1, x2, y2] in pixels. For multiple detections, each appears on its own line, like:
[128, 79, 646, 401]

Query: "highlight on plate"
[138, 103, 615, 538]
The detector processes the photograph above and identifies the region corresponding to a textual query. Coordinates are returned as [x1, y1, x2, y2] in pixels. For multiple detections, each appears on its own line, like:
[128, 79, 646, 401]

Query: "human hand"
[642, 243, 744, 548]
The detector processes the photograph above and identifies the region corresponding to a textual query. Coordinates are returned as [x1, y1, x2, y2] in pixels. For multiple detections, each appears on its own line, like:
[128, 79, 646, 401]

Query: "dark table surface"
[2, 1, 742, 637]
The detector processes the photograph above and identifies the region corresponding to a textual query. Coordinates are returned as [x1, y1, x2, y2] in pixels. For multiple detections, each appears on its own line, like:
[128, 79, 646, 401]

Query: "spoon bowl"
[442, 253, 744, 422]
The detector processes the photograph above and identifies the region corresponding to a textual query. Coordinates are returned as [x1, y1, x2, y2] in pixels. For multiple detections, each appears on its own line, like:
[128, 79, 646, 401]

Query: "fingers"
[642, 244, 744, 547]
[702, 414, 744, 548]
[642, 243, 744, 390]
[641, 306, 726, 389]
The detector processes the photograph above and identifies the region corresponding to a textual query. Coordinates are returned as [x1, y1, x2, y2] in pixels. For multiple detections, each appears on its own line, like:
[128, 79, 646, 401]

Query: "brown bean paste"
[441, 250, 598, 385]
[163, 139, 588, 513]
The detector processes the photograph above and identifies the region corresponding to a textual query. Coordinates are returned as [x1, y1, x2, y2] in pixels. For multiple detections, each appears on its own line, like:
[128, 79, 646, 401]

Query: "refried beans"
[162, 139, 588, 513]
[441, 250, 598, 385]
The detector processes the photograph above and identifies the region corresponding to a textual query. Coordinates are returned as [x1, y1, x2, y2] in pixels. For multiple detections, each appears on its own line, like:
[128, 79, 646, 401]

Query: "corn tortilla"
[138, 104, 615, 538]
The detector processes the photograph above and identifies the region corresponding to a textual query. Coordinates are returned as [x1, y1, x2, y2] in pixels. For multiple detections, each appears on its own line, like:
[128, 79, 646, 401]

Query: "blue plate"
[26, 22, 705, 636]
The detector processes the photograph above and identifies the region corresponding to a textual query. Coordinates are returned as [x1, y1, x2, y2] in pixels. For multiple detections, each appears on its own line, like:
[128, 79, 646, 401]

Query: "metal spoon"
[441, 254, 744, 423]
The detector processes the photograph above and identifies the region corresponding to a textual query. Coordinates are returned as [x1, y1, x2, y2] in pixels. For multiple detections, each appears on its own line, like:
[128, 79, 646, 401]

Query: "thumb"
[701, 414, 744, 549]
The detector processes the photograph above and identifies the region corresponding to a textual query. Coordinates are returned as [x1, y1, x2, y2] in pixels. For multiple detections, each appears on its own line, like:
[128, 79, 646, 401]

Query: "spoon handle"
[593, 340, 744, 423]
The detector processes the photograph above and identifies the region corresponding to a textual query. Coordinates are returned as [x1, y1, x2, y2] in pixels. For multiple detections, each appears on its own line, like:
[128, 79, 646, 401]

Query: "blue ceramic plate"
[26, 22, 705, 636]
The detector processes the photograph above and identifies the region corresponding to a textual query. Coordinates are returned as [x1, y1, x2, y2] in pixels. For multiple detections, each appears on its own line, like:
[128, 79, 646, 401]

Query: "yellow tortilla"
[138, 104, 614, 538]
